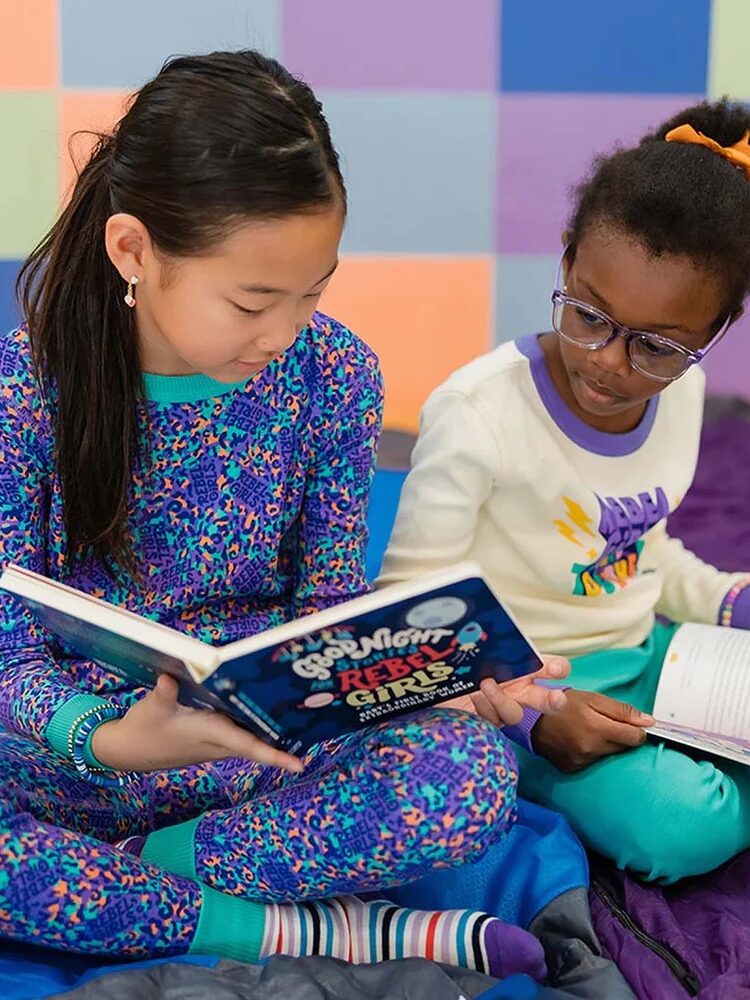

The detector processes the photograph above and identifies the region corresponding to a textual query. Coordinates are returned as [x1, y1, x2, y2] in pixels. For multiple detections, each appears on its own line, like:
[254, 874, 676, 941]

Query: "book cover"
[204, 575, 541, 752]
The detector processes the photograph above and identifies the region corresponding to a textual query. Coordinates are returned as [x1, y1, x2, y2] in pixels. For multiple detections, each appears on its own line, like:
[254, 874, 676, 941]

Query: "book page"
[648, 720, 750, 768]
[652, 623, 750, 739]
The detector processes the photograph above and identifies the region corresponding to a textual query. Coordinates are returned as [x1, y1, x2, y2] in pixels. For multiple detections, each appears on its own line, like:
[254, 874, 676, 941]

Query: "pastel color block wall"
[2, 0, 750, 431]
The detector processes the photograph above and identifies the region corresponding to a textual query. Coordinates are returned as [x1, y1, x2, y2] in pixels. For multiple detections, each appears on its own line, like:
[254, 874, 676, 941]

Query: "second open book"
[649, 623, 750, 766]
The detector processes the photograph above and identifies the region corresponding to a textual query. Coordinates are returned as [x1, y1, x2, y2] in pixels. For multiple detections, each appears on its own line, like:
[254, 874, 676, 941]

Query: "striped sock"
[261, 896, 512, 976]
[116, 837, 543, 978]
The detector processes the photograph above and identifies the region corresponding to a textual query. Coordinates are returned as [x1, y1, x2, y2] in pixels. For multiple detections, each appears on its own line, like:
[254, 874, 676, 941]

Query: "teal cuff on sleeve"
[44, 693, 115, 767]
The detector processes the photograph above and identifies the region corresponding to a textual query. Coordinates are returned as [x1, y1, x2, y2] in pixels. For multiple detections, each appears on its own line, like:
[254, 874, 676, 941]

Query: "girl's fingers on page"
[596, 714, 650, 749]
[590, 691, 654, 726]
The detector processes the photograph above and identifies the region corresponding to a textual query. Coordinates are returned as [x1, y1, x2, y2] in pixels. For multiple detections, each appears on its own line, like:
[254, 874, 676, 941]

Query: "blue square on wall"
[61, 0, 280, 88]
[500, 0, 710, 94]
[323, 92, 496, 253]
[0, 261, 22, 334]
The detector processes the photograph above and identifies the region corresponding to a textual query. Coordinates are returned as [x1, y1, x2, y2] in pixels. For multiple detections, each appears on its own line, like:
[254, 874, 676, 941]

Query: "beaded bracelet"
[719, 579, 750, 627]
[68, 704, 137, 788]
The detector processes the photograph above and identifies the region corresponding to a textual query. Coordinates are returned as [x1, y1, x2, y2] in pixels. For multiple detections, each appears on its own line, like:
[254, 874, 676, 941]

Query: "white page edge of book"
[0, 564, 215, 678]
[649, 722, 750, 767]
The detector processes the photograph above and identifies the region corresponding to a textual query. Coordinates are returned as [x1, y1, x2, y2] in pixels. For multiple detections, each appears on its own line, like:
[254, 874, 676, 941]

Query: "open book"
[0, 562, 542, 754]
[649, 623, 750, 766]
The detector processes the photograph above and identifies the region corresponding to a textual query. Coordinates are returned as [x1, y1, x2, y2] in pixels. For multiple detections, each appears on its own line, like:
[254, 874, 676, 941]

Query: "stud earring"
[124, 276, 139, 308]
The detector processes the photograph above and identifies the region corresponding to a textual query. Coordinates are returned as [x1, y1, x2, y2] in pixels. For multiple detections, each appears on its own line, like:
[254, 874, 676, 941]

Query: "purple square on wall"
[496, 94, 703, 254]
[281, 0, 499, 90]
[703, 312, 750, 400]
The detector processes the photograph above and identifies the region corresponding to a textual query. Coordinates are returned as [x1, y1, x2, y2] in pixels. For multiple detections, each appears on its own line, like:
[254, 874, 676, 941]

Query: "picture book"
[649, 623, 750, 767]
[0, 562, 543, 754]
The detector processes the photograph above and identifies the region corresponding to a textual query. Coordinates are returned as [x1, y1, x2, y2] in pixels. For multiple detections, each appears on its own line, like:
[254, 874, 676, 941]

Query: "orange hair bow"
[665, 123, 750, 180]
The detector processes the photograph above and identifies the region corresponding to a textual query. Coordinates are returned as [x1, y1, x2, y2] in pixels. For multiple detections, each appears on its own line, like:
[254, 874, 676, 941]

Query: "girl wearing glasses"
[380, 100, 750, 885]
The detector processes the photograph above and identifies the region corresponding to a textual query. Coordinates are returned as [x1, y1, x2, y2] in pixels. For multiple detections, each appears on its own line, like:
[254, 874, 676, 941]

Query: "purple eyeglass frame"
[550, 248, 732, 382]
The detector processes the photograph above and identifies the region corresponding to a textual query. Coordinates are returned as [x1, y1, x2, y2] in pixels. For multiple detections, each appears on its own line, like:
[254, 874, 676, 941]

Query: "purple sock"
[115, 834, 147, 856]
[484, 917, 547, 981]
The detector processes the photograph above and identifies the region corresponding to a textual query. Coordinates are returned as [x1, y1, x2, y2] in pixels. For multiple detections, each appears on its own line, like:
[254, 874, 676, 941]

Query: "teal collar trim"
[142, 371, 250, 404]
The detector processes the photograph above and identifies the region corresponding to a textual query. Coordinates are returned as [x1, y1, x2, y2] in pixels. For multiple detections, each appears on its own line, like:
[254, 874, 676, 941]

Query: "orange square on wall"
[0, 0, 58, 89]
[321, 256, 493, 432]
[59, 90, 130, 197]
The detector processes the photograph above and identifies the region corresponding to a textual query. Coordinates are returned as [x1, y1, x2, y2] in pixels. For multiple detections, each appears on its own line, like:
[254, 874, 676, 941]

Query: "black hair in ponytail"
[17, 50, 345, 572]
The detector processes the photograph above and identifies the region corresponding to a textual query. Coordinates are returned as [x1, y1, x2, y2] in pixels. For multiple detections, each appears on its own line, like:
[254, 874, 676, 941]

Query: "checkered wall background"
[2, 0, 750, 431]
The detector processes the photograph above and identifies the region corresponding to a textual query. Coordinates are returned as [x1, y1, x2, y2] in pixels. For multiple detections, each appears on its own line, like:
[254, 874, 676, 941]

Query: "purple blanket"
[592, 401, 750, 999]
[591, 852, 750, 1000]
[668, 405, 750, 573]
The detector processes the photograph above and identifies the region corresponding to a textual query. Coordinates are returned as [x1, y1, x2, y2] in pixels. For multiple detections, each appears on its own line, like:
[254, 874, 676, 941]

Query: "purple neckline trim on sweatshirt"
[515, 334, 659, 457]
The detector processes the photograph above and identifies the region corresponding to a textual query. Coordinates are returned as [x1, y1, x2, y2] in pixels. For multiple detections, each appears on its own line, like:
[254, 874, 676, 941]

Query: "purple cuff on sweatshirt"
[726, 583, 750, 630]
[503, 679, 571, 755]
[503, 707, 542, 754]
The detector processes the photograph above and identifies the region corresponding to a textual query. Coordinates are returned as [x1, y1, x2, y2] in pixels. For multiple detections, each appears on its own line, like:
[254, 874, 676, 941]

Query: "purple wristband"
[722, 581, 750, 630]
[503, 707, 542, 755]
[503, 679, 571, 754]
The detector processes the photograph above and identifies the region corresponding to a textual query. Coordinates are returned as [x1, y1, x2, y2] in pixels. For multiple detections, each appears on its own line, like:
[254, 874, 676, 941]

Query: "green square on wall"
[0, 92, 58, 258]
[708, 0, 750, 100]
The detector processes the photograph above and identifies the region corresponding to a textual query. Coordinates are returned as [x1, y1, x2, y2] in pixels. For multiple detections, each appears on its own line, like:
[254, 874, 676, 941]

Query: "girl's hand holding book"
[469, 654, 570, 727]
[443, 655, 570, 726]
[91, 674, 304, 775]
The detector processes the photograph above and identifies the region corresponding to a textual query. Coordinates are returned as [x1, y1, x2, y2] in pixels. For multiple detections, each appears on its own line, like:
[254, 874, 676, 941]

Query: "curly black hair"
[568, 99, 750, 313]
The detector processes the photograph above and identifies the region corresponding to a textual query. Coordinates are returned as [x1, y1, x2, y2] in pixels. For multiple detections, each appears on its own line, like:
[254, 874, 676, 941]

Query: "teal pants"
[517, 623, 750, 884]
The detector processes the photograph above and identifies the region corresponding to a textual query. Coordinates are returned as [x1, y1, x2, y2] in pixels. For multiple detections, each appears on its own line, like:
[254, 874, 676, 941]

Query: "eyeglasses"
[550, 249, 731, 382]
